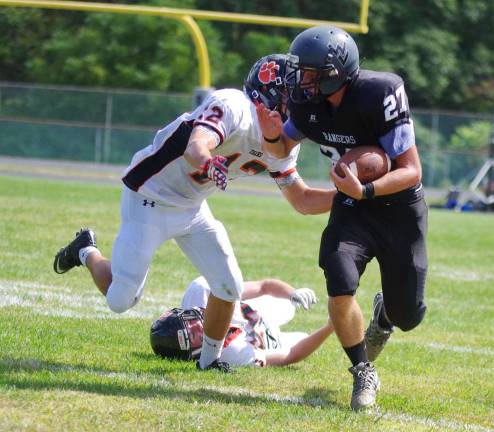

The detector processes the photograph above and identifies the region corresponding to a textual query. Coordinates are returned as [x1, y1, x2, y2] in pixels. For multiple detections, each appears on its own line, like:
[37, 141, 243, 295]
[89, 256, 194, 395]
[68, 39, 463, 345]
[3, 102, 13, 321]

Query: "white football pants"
[106, 187, 244, 313]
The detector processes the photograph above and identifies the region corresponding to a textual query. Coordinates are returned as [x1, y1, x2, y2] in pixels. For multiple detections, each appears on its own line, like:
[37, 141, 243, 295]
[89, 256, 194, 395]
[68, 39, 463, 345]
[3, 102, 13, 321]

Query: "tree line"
[1, 0, 493, 113]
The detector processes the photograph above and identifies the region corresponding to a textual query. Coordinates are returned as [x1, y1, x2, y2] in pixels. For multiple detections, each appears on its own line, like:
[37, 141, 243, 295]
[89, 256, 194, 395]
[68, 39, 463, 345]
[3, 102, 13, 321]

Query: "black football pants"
[319, 186, 428, 332]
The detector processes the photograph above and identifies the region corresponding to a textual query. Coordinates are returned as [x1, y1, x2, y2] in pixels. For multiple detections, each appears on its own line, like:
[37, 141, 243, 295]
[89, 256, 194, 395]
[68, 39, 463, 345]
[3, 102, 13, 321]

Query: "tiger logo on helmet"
[244, 54, 289, 121]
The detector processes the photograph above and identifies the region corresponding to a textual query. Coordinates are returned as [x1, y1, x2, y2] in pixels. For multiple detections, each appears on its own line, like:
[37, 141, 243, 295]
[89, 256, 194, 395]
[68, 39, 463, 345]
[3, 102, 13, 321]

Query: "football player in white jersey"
[151, 276, 334, 368]
[53, 54, 336, 372]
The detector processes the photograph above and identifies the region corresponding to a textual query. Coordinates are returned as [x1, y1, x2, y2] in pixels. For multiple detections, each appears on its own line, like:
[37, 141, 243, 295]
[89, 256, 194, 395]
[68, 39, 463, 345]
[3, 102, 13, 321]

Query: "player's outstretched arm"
[264, 321, 334, 367]
[241, 279, 295, 300]
[280, 176, 336, 215]
[184, 126, 217, 167]
[241, 280, 318, 310]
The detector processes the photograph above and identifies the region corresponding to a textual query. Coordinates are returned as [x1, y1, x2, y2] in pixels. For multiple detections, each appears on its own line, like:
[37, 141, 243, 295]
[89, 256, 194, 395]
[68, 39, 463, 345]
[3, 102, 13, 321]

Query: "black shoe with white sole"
[53, 228, 97, 274]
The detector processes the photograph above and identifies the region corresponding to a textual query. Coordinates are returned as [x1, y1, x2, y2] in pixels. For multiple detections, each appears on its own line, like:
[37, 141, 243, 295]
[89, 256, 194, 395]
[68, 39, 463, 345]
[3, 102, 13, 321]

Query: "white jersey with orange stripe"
[122, 88, 300, 208]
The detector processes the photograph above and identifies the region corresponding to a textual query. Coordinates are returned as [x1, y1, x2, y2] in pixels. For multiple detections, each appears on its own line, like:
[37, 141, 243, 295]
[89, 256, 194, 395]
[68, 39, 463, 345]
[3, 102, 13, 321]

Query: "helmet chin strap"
[320, 81, 345, 98]
[320, 67, 359, 99]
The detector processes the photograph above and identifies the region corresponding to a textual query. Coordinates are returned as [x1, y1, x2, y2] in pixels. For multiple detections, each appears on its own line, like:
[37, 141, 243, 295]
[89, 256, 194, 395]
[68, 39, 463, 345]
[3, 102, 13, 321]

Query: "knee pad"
[208, 276, 243, 303]
[200, 250, 244, 303]
[390, 302, 427, 332]
[322, 252, 360, 296]
[106, 278, 143, 313]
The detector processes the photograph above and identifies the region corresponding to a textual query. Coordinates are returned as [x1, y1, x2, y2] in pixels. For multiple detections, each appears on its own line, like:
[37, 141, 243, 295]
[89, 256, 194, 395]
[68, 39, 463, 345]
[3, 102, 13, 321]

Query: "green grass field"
[1, 175, 493, 431]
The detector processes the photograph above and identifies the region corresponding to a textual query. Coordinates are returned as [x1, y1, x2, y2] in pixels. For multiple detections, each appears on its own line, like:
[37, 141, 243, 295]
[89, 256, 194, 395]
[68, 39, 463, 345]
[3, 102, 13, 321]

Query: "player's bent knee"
[323, 252, 360, 296]
[208, 275, 243, 303]
[106, 297, 133, 313]
[106, 280, 141, 313]
[210, 284, 242, 303]
[391, 303, 427, 332]
[204, 267, 243, 303]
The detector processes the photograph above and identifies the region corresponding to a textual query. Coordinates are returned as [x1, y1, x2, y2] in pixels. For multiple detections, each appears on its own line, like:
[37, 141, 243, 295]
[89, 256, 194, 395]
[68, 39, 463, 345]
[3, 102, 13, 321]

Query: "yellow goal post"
[0, 0, 370, 90]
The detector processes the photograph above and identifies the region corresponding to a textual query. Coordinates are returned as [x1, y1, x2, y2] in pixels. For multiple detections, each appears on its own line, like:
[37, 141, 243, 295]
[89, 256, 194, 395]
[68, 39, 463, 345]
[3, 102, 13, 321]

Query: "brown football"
[335, 145, 391, 183]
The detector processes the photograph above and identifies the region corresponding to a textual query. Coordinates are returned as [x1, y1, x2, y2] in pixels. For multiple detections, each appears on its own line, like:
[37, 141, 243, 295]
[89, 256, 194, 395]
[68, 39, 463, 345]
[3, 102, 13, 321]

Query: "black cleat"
[53, 228, 97, 274]
[196, 359, 232, 373]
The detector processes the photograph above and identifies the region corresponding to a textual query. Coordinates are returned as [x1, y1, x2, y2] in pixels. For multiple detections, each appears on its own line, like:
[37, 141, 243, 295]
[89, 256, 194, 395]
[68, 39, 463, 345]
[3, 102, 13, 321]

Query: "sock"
[198, 334, 224, 369]
[79, 246, 99, 266]
[344, 340, 368, 366]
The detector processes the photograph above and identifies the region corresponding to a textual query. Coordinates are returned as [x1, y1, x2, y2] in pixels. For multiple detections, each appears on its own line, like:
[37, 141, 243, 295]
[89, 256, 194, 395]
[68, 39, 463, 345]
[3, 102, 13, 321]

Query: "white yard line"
[0, 279, 180, 320]
[375, 412, 493, 432]
[1, 358, 492, 431]
[2, 279, 493, 430]
[430, 264, 494, 282]
[419, 341, 494, 356]
[2, 279, 493, 356]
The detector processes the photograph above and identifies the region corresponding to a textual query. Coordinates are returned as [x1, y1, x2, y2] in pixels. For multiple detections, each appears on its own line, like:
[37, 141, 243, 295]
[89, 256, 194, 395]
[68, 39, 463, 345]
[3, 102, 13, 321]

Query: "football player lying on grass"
[150, 276, 333, 368]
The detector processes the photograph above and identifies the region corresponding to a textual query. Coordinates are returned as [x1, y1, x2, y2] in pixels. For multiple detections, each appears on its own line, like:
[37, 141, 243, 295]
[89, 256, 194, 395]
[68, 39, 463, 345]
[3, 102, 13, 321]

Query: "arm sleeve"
[283, 119, 306, 141]
[378, 120, 416, 159]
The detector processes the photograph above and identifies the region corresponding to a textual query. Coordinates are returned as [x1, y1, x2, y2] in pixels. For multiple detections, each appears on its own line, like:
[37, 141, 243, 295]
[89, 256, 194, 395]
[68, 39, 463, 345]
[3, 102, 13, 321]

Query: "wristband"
[263, 135, 281, 143]
[362, 182, 375, 199]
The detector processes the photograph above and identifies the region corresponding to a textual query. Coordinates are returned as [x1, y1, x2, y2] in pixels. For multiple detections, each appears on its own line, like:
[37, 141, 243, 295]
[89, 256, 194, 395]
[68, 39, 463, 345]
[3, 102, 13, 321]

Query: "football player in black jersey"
[257, 25, 428, 411]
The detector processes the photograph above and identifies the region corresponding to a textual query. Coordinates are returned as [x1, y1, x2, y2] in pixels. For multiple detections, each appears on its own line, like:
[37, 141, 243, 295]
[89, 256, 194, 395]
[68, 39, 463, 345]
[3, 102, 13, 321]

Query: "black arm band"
[362, 182, 375, 199]
[263, 135, 281, 143]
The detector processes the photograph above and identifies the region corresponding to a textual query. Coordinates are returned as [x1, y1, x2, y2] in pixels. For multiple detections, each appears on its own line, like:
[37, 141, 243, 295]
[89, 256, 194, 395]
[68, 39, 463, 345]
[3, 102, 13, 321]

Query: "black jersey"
[287, 69, 411, 162]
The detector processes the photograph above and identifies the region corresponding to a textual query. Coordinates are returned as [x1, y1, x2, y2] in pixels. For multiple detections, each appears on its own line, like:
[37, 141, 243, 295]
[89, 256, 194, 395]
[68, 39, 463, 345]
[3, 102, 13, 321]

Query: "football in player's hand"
[335, 145, 391, 183]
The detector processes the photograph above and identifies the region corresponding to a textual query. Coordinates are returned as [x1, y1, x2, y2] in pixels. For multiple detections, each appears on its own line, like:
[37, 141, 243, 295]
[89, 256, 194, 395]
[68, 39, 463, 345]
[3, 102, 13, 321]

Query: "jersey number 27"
[383, 84, 408, 122]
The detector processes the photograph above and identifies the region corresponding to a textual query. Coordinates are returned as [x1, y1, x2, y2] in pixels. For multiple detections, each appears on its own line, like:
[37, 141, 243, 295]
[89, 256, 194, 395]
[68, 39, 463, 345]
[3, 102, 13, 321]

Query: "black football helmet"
[244, 54, 289, 120]
[285, 26, 360, 103]
[150, 307, 204, 360]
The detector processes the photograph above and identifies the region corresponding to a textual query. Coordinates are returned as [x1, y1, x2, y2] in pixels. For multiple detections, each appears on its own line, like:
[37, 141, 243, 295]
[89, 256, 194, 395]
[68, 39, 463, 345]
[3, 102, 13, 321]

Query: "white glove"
[290, 288, 318, 310]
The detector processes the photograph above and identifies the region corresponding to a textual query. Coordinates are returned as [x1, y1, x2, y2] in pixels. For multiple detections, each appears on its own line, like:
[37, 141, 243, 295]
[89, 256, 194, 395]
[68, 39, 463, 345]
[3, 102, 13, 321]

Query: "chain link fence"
[1, 81, 492, 189]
